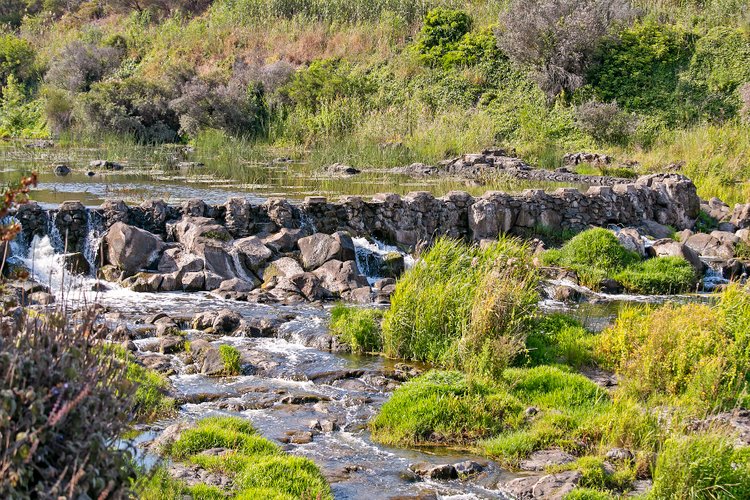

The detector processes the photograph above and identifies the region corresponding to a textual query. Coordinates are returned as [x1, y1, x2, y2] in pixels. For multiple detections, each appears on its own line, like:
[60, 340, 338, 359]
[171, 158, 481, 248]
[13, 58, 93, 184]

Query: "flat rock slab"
[519, 449, 576, 471]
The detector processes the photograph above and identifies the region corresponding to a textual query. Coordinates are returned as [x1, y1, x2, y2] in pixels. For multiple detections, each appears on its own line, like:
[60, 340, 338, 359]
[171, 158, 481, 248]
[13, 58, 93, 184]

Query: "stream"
[9, 230, 716, 499]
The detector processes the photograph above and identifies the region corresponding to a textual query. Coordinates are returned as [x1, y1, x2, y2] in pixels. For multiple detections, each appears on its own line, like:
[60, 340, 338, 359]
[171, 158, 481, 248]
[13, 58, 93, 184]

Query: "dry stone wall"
[17, 173, 702, 250]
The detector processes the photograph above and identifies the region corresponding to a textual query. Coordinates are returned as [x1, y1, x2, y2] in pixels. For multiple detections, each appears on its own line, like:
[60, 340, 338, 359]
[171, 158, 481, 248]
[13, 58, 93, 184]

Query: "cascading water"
[352, 236, 415, 284]
[83, 210, 106, 276]
[45, 212, 64, 253]
[701, 257, 730, 292]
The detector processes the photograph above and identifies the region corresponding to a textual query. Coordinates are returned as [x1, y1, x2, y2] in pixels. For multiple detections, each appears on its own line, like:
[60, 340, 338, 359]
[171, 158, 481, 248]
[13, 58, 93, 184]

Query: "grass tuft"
[329, 303, 383, 354]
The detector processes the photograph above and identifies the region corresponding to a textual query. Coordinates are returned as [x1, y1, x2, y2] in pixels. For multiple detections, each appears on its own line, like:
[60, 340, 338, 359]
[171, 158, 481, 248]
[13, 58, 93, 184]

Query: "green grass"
[371, 366, 610, 462]
[218, 344, 242, 376]
[153, 416, 332, 500]
[522, 314, 597, 368]
[650, 434, 750, 499]
[542, 228, 641, 290]
[382, 236, 539, 377]
[614, 256, 698, 294]
[369, 370, 524, 446]
[597, 285, 750, 412]
[329, 303, 384, 354]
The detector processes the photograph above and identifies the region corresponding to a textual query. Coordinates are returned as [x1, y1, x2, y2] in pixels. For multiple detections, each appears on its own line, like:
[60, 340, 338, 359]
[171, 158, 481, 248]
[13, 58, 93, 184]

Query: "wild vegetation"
[369, 234, 750, 497]
[0, 0, 748, 202]
[141, 416, 333, 499]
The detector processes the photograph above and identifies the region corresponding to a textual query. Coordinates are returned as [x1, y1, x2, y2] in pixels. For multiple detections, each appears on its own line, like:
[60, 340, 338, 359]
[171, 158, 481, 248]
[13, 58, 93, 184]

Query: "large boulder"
[684, 233, 734, 260]
[297, 232, 355, 270]
[261, 257, 305, 283]
[649, 239, 706, 274]
[105, 222, 165, 277]
[616, 228, 645, 257]
[262, 228, 307, 253]
[171, 217, 237, 279]
[232, 237, 272, 272]
[312, 260, 369, 296]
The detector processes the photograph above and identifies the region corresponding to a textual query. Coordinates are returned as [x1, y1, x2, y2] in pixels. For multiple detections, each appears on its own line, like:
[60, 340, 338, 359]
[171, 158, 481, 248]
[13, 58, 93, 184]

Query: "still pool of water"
[1, 141, 591, 207]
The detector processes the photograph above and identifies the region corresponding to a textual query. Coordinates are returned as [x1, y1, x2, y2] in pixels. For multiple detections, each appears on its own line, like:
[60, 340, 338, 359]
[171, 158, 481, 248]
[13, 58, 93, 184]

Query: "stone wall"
[16, 173, 701, 250]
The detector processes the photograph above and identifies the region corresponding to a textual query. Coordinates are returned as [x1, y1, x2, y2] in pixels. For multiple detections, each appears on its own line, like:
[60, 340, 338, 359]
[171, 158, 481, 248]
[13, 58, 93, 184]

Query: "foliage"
[413, 8, 501, 68]
[382, 237, 539, 377]
[650, 434, 750, 499]
[169, 68, 269, 138]
[329, 303, 383, 354]
[499, 0, 635, 99]
[281, 59, 373, 113]
[159, 416, 332, 499]
[0, 74, 47, 138]
[614, 256, 697, 294]
[542, 228, 640, 289]
[574, 100, 638, 145]
[0, 173, 36, 243]
[0, 312, 137, 497]
[597, 285, 750, 410]
[0, 35, 36, 89]
[78, 78, 179, 143]
[46, 41, 124, 93]
[589, 21, 694, 120]
[218, 344, 241, 376]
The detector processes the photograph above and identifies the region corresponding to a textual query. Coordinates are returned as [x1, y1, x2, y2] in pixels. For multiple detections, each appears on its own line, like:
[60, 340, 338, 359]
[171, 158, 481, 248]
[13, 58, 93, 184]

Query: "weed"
[329, 303, 383, 354]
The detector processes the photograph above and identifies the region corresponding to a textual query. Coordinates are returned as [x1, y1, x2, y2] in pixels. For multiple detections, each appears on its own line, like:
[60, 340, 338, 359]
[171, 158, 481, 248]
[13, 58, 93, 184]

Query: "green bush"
[281, 59, 373, 113]
[0, 75, 47, 138]
[414, 8, 501, 68]
[651, 434, 750, 499]
[542, 228, 640, 289]
[218, 344, 241, 375]
[615, 256, 697, 294]
[329, 303, 383, 354]
[589, 21, 693, 120]
[382, 236, 539, 377]
[78, 78, 180, 143]
[597, 285, 750, 410]
[0, 34, 36, 88]
[0, 312, 138, 497]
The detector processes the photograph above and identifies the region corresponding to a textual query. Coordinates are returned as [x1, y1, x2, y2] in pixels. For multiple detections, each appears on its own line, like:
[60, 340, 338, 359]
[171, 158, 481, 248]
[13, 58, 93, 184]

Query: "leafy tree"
[0, 75, 46, 138]
[499, 0, 635, 99]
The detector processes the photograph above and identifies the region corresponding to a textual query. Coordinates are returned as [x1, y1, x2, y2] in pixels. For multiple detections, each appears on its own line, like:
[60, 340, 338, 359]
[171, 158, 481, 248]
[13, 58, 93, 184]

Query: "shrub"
[169, 68, 269, 138]
[0, 311, 137, 497]
[281, 59, 373, 113]
[0, 75, 47, 138]
[651, 434, 750, 499]
[329, 303, 383, 354]
[414, 8, 501, 68]
[382, 237, 539, 377]
[78, 78, 179, 143]
[589, 21, 693, 119]
[542, 228, 640, 289]
[499, 0, 635, 99]
[46, 41, 123, 93]
[0, 34, 36, 88]
[597, 286, 750, 410]
[218, 344, 241, 375]
[574, 100, 638, 145]
[615, 256, 697, 294]
[369, 370, 523, 446]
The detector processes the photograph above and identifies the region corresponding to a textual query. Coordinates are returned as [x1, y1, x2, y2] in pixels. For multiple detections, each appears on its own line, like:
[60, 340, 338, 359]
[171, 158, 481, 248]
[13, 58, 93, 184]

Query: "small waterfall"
[352, 236, 414, 284]
[701, 258, 729, 292]
[46, 212, 64, 253]
[83, 210, 105, 276]
[1, 215, 26, 257]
